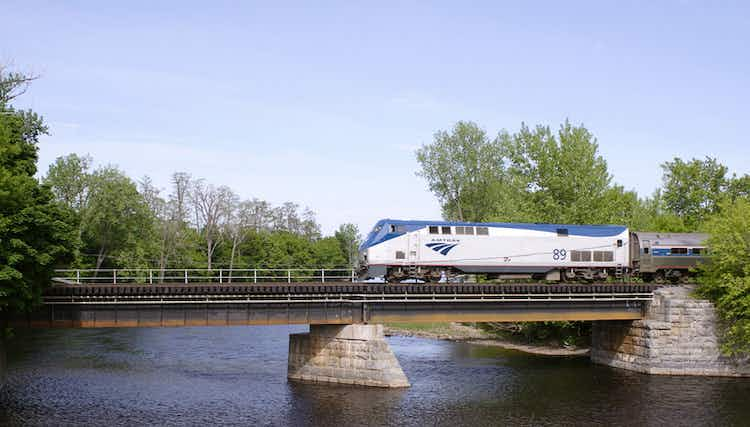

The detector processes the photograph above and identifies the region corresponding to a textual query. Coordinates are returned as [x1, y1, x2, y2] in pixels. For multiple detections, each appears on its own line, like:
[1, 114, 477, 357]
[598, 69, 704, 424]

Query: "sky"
[2, 1, 749, 235]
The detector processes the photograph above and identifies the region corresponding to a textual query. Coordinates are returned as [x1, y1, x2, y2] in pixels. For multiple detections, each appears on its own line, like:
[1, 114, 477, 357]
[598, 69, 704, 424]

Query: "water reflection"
[1, 326, 748, 426]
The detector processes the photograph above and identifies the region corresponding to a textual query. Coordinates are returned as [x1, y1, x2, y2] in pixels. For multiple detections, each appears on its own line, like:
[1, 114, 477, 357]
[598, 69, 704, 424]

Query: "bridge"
[6, 268, 661, 388]
[13, 268, 656, 328]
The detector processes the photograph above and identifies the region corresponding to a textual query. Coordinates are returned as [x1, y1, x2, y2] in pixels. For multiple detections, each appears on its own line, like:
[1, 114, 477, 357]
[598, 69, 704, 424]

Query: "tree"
[660, 157, 728, 228]
[82, 166, 155, 270]
[416, 121, 505, 221]
[728, 174, 750, 201]
[0, 66, 76, 312]
[313, 237, 347, 269]
[225, 199, 255, 278]
[335, 223, 361, 269]
[499, 121, 614, 224]
[697, 198, 750, 356]
[191, 180, 233, 270]
[44, 153, 93, 211]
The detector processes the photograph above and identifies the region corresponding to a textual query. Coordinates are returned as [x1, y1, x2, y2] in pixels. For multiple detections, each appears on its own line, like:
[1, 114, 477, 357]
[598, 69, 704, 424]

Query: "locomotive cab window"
[429, 226, 439, 234]
[557, 228, 568, 237]
[441, 226, 452, 234]
[617, 239, 623, 247]
[643, 247, 649, 254]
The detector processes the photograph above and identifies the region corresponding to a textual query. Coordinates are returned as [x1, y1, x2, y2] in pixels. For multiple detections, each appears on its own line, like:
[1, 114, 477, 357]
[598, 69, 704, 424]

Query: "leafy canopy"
[0, 67, 76, 312]
[696, 198, 750, 356]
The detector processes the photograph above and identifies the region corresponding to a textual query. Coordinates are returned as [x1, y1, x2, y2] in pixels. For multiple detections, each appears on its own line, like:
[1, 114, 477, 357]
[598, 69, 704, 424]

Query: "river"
[1, 326, 748, 426]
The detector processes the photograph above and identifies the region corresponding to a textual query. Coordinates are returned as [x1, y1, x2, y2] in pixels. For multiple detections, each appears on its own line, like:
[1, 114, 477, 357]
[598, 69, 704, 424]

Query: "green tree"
[728, 174, 750, 201]
[82, 166, 155, 269]
[660, 157, 728, 229]
[499, 121, 615, 224]
[416, 121, 505, 221]
[335, 223, 361, 269]
[0, 67, 76, 312]
[696, 198, 750, 356]
[313, 237, 347, 269]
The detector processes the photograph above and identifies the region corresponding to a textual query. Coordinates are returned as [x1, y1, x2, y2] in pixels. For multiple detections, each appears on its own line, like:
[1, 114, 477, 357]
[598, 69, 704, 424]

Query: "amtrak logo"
[426, 242, 458, 255]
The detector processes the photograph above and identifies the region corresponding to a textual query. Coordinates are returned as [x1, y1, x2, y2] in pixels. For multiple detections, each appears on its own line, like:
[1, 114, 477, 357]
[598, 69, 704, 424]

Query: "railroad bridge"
[13, 268, 653, 328]
[8, 268, 742, 387]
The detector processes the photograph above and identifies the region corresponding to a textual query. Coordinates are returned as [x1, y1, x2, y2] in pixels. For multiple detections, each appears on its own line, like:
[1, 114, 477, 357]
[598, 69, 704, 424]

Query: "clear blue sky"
[3, 1, 749, 235]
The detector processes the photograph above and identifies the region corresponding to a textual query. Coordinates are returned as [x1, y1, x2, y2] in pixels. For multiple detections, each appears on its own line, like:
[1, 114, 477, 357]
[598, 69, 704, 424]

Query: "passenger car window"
[442, 226, 451, 234]
[671, 247, 688, 254]
[429, 226, 439, 234]
[692, 248, 702, 255]
[476, 227, 489, 235]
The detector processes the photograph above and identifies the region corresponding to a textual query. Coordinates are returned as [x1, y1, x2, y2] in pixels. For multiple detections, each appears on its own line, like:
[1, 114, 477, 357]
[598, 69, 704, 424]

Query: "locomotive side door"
[406, 231, 420, 278]
[407, 232, 420, 264]
[641, 239, 654, 273]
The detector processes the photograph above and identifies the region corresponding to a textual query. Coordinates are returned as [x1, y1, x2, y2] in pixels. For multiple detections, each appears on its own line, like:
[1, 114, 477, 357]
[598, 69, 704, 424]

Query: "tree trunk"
[94, 246, 106, 277]
[228, 239, 238, 283]
[206, 238, 212, 270]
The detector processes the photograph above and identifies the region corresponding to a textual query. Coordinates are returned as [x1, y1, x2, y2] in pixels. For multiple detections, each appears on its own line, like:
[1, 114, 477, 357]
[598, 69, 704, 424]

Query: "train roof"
[374, 219, 627, 236]
[633, 232, 709, 247]
[360, 219, 628, 250]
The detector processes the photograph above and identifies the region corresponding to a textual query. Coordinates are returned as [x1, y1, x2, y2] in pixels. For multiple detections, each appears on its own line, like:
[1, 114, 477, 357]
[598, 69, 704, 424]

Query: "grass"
[385, 322, 456, 334]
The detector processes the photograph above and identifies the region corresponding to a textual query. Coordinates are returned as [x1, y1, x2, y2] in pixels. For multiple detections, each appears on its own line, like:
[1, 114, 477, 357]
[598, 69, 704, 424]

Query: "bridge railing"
[52, 268, 358, 285]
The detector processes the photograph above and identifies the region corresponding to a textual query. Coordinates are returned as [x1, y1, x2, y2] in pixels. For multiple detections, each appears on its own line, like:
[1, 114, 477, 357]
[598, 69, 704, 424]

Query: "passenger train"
[359, 219, 708, 283]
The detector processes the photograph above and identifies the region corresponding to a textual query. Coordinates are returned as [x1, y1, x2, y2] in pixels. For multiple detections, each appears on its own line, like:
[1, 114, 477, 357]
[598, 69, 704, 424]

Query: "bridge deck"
[12, 283, 656, 328]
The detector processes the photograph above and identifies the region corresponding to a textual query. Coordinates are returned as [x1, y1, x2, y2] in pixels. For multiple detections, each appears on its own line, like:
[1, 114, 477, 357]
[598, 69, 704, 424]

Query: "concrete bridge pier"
[288, 324, 410, 388]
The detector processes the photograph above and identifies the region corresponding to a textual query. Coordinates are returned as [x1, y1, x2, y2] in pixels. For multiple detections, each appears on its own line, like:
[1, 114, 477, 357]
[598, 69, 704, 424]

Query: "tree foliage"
[660, 157, 729, 228]
[417, 120, 645, 227]
[43, 154, 355, 273]
[416, 121, 505, 221]
[696, 198, 750, 356]
[0, 67, 76, 313]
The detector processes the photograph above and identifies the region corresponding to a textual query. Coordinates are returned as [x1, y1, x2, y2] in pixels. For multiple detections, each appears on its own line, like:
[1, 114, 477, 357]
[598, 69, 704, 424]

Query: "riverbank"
[384, 322, 589, 356]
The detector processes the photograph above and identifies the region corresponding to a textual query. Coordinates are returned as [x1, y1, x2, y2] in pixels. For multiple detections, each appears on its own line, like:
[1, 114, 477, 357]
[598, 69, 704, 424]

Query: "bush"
[696, 198, 750, 356]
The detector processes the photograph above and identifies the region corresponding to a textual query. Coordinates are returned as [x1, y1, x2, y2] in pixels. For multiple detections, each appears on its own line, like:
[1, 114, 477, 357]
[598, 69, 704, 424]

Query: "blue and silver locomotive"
[359, 219, 708, 283]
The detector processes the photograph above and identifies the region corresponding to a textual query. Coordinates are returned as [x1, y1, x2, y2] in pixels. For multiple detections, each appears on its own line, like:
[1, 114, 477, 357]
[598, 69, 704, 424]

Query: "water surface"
[1, 326, 748, 426]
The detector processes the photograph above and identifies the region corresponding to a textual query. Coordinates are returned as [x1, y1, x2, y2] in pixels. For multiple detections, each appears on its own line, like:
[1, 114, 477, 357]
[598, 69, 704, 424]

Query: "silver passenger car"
[630, 232, 709, 282]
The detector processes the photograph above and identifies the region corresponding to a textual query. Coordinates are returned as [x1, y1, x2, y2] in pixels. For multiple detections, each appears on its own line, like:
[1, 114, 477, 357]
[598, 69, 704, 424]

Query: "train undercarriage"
[372, 265, 695, 284]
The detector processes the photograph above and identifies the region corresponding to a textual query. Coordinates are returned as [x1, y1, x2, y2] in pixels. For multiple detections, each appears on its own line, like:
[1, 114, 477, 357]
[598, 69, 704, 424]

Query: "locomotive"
[359, 219, 708, 283]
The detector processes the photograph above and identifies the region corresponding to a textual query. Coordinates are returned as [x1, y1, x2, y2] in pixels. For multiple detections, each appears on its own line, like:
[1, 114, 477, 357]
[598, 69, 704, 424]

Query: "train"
[358, 219, 708, 283]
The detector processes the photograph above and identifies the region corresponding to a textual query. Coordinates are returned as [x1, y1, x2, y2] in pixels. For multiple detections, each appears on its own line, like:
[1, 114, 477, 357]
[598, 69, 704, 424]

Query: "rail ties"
[44, 282, 657, 299]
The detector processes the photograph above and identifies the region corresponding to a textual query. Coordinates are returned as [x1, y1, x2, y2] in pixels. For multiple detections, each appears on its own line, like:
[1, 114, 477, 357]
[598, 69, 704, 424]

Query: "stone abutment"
[592, 286, 750, 377]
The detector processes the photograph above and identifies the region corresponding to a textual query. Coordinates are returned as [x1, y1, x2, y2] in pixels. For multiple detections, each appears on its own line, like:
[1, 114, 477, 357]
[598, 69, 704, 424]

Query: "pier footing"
[288, 324, 410, 387]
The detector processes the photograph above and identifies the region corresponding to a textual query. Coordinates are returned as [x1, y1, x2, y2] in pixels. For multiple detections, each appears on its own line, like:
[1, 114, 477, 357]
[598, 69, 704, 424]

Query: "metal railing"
[52, 268, 357, 285]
